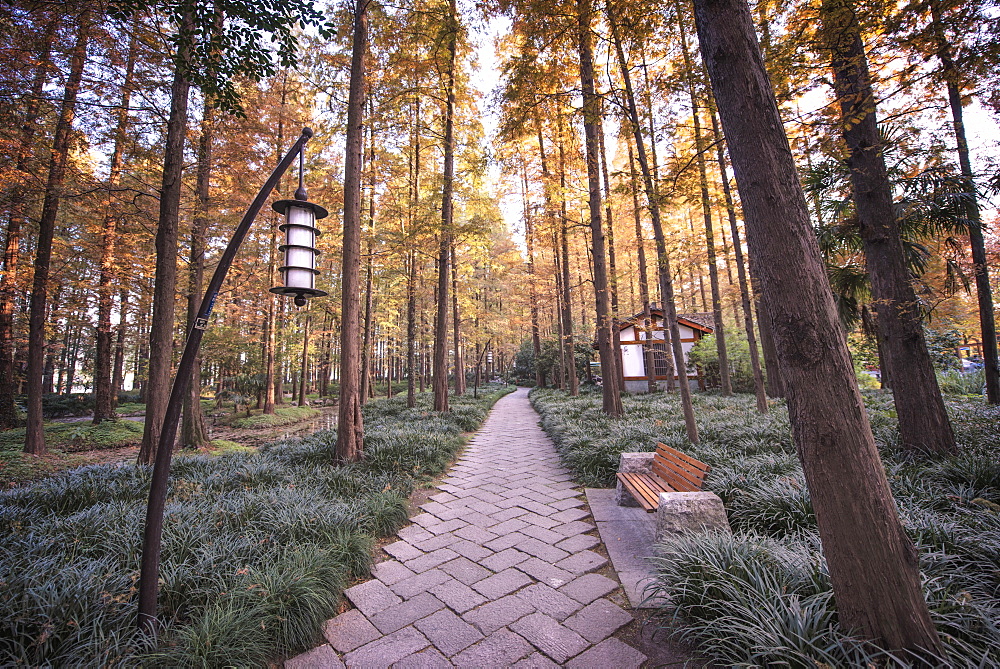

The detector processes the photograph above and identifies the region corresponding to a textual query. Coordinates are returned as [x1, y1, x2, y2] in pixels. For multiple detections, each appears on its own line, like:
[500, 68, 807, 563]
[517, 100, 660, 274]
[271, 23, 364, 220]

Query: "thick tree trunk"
[693, 0, 943, 655]
[608, 7, 696, 441]
[1, 16, 58, 429]
[821, 0, 955, 454]
[433, 0, 458, 413]
[523, 164, 544, 388]
[556, 124, 579, 396]
[139, 49, 191, 464]
[25, 13, 91, 454]
[336, 0, 367, 463]
[598, 120, 625, 394]
[577, 0, 621, 415]
[94, 29, 138, 424]
[181, 106, 212, 448]
[263, 82, 288, 416]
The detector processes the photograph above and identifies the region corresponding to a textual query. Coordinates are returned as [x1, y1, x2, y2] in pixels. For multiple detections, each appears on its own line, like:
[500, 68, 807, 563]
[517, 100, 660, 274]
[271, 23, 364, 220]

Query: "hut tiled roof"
[677, 312, 714, 332]
[618, 307, 714, 334]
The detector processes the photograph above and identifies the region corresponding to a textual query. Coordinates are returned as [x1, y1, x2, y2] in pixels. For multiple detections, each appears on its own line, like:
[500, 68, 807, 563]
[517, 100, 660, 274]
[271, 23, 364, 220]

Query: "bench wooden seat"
[616, 442, 711, 512]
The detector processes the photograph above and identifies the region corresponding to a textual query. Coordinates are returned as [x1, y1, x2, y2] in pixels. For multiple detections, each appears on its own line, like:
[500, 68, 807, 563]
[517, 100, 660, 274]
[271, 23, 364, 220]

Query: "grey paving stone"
[440, 557, 491, 585]
[453, 524, 498, 544]
[550, 497, 586, 511]
[471, 567, 533, 599]
[554, 549, 607, 575]
[285, 643, 344, 668]
[411, 533, 459, 552]
[472, 490, 506, 504]
[520, 490, 558, 505]
[391, 647, 451, 668]
[553, 520, 597, 538]
[566, 637, 647, 669]
[397, 524, 434, 544]
[343, 626, 430, 667]
[414, 608, 484, 656]
[384, 540, 424, 562]
[564, 597, 634, 642]
[518, 524, 565, 545]
[555, 533, 600, 553]
[550, 507, 590, 523]
[480, 548, 529, 572]
[510, 652, 560, 668]
[371, 560, 416, 586]
[419, 501, 452, 517]
[323, 609, 381, 653]
[425, 518, 469, 536]
[344, 579, 402, 617]
[463, 499, 502, 515]
[429, 491, 457, 504]
[518, 512, 561, 530]
[411, 512, 441, 528]
[558, 573, 619, 605]
[461, 594, 535, 634]
[447, 539, 494, 562]
[490, 507, 528, 522]
[405, 548, 459, 574]
[509, 612, 589, 664]
[460, 510, 498, 528]
[451, 628, 533, 666]
[516, 582, 584, 621]
[390, 568, 451, 599]
[484, 531, 529, 552]
[430, 578, 488, 613]
[515, 558, 575, 589]
[515, 537, 570, 563]
[516, 500, 559, 517]
[488, 518, 529, 536]
[369, 592, 445, 635]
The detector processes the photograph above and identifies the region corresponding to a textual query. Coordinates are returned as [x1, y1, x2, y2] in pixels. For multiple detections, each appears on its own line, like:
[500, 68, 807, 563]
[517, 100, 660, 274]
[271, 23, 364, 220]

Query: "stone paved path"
[286, 387, 648, 668]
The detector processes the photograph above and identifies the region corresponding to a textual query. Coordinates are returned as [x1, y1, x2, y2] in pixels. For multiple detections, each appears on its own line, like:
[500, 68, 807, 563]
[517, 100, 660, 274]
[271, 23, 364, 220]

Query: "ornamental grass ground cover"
[530, 387, 1000, 667]
[0, 385, 511, 667]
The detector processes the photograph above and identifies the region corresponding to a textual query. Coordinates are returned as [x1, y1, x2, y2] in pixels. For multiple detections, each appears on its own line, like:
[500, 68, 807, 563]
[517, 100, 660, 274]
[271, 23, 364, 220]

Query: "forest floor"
[0, 402, 338, 487]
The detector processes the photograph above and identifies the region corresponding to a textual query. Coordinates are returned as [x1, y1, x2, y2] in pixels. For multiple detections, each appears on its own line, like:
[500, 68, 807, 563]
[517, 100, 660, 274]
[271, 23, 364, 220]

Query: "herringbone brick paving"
[285, 387, 647, 668]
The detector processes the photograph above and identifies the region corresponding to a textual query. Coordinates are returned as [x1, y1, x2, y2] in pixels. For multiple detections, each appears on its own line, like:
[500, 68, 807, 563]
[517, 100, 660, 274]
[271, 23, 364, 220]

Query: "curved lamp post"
[137, 128, 326, 633]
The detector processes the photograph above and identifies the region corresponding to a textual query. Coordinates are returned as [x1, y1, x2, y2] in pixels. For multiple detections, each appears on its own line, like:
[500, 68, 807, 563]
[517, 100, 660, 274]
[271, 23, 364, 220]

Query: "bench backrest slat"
[652, 443, 709, 491]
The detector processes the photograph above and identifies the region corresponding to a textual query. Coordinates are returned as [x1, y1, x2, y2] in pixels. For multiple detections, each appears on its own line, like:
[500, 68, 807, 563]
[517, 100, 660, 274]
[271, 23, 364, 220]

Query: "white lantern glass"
[285, 267, 315, 290]
[286, 246, 315, 270]
[270, 196, 328, 305]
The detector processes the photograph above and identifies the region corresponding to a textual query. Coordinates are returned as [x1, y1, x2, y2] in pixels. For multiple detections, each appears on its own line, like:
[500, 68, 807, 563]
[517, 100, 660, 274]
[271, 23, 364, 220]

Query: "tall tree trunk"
[181, 106, 213, 448]
[360, 240, 374, 404]
[608, 4, 697, 441]
[139, 37, 192, 464]
[522, 163, 544, 388]
[336, 0, 367, 463]
[693, 0, 943, 654]
[406, 97, 420, 408]
[676, 9, 732, 395]
[820, 0, 955, 454]
[627, 140, 661, 393]
[94, 28, 138, 424]
[707, 96, 768, 412]
[451, 246, 465, 395]
[556, 120, 579, 396]
[263, 77, 288, 416]
[25, 13, 91, 455]
[1, 16, 58, 429]
[598, 120, 625, 394]
[930, 7, 999, 404]
[577, 0, 622, 416]
[433, 0, 458, 413]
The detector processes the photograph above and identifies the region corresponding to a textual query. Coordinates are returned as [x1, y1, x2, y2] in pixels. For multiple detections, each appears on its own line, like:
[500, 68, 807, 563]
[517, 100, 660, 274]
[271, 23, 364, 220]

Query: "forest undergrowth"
[530, 387, 1000, 666]
[0, 384, 512, 667]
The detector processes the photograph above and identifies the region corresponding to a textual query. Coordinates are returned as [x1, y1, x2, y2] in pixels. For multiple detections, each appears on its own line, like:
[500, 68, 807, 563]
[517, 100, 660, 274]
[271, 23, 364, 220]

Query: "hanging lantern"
[270, 150, 328, 307]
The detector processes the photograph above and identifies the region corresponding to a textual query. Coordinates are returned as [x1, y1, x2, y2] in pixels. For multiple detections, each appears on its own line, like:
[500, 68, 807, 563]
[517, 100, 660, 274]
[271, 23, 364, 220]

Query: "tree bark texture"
[25, 13, 91, 455]
[336, 0, 368, 463]
[577, 0, 622, 416]
[693, 0, 943, 654]
[820, 0, 955, 454]
[139, 50, 192, 464]
[451, 246, 465, 395]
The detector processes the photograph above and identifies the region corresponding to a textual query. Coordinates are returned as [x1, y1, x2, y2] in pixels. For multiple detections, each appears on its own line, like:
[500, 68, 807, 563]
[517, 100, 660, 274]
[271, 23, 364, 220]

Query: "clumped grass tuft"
[0, 420, 144, 453]
[532, 387, 1000, 666]
[228, 405, 321, 429]
[0, 384, 513, 667]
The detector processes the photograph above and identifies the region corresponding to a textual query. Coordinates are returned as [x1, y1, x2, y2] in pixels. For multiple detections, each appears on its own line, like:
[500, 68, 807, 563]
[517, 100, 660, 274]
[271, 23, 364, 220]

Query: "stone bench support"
[614, 452, 655, 507]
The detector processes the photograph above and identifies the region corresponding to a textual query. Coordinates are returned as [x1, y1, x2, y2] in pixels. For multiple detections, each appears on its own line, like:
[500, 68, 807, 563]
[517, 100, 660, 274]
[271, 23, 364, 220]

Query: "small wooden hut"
[617, 308, 713, 392]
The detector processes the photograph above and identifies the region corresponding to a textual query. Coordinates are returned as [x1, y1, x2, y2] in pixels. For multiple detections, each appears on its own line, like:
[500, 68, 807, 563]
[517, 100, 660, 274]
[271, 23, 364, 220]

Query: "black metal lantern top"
[269, 147, 329, 307]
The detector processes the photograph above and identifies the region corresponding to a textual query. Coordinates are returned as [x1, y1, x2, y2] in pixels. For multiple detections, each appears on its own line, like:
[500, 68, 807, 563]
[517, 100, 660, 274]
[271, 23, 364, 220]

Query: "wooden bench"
[615, 443, 711, 512]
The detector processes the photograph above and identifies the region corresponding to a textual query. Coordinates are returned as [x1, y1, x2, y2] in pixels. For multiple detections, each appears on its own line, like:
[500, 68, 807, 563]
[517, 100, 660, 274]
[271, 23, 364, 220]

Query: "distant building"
[617, 308, 713, 393]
